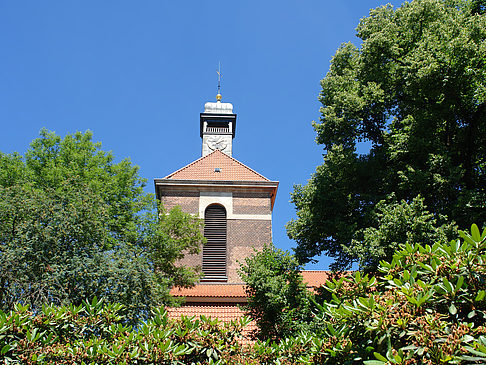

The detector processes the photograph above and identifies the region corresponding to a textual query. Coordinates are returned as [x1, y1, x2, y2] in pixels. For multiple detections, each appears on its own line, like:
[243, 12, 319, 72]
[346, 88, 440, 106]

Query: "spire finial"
[216, 62, 222, 101]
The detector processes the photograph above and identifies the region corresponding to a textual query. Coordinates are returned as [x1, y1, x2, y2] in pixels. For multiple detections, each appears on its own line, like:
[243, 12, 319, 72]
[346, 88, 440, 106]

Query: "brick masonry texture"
[227, 219, 272, 282]
[176, 250, 203, 273]
[175, 219, 271, 283]
[160, 186, 273, 284]
[166, 304, 257, 344]
[233, 192, 271, 215]
[161, 191, 199, 214]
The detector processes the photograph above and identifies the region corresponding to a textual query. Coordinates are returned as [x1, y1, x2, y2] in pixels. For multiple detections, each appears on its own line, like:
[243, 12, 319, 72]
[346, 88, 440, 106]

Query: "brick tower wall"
[226, 219, 271, 282]
[160, 190, 199, 214]
[159, 187, 273, 283]
[233, 192, 271, 215]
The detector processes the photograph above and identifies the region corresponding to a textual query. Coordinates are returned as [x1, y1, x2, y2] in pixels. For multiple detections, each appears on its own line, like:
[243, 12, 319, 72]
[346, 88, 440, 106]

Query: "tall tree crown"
[288, 0, 486, 270]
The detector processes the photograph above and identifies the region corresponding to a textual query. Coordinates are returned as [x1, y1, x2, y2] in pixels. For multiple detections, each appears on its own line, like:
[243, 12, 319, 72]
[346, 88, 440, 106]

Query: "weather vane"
[216, 62, 222, 101]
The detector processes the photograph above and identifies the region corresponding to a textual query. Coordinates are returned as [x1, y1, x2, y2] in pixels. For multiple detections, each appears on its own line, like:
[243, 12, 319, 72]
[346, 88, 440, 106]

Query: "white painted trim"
[228, 214, 272, 221]
[198, 192, 272, 220]
[199, 192, 233, 217]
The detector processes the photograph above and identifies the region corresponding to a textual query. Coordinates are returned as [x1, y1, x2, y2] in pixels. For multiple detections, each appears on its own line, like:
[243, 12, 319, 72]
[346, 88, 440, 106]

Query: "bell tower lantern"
[200, 95, 236, 157]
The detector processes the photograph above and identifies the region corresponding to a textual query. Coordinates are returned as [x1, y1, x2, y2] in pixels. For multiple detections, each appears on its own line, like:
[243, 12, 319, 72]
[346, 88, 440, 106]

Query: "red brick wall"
[159, 187, 273, 284]
[160, 190, 199, 215]
[226, 219, 272, 282]
[233, 192, 271, 215]
[176, 250, 203, 274]
[175, 219, 272, 283]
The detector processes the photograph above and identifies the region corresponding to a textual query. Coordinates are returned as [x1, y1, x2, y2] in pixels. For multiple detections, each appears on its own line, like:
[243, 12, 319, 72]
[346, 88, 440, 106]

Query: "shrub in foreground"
[240, 224, 486, 364]
[310, 224, 486, 364]
[0, 297, 248, 364]
[2, 225, 486, 364]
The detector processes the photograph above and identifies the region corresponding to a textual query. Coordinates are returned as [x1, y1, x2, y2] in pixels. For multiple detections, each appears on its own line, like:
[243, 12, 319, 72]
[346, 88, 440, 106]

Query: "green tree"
[349, 195, 456, 271]
[287, 0, 486, 270]
[0, 130, 204, 320]
[239, 244, 313, 340]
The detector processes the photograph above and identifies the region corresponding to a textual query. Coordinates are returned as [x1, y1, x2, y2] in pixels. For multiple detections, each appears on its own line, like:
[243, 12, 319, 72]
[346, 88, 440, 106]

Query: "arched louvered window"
[202, 204, 227, 281]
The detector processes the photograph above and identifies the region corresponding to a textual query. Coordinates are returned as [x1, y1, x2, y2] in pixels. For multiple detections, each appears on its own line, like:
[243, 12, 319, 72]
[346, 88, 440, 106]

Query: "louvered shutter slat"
[202, 205, 227, 280]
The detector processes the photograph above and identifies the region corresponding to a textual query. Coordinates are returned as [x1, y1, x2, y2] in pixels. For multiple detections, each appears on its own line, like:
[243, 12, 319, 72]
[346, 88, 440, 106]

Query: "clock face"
[207, 136, 227, 151]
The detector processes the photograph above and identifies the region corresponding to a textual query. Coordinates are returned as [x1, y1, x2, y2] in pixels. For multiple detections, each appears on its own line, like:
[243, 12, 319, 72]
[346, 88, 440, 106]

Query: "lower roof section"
[301, 270, 331, 288]
[166, 271, 331, 344]
[166, 303, 256, 344]
[169, 271, 331, 303]
[166, 303, 249, 323]
[170, 283, 247, 303]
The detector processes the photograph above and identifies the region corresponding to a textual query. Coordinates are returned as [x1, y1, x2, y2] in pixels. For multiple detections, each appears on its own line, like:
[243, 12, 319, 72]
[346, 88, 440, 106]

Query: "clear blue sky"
[0, 1, 402, 269]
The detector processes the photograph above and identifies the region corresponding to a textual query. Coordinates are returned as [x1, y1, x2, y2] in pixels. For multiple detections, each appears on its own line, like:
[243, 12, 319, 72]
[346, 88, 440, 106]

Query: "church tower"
[154, 92, 278, 284]
[159, 84, 327, 331]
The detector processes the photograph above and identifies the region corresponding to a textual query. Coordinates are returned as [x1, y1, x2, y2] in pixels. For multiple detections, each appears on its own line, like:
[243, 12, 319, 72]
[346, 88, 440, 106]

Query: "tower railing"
[206, 126, 230, 133]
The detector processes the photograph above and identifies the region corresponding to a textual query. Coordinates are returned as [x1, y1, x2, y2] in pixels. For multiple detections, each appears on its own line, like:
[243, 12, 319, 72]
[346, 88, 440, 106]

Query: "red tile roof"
[166, 271, 330, 343]
[167, 304, 248, 322]
[163, 150, 270, 182]
[301, 270, 331, 288]
[166, 304, 256, 344]
[170, 284, 247, 298]
[170, 271, 329, 299]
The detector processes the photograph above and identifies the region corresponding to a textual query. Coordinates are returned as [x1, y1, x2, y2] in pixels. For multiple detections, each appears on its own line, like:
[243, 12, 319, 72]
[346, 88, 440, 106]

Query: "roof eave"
[178, 296, 247, 304]
[154, 179, 279, 209]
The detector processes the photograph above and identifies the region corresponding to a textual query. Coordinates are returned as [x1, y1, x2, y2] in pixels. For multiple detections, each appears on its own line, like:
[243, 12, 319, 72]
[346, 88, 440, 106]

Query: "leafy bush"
[311, 224, 486, 364]
[0, 297, 249, 364]
[239, 224, 486, 364]
[3, 225, 486, 364]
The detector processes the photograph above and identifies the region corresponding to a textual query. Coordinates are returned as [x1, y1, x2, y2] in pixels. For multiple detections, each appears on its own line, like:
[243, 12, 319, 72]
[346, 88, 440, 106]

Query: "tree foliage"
[238, 244, 313, 340]
[349, 195, 456, 271]
[4, 225, 486, 364]
[287, 0, 486, 270]
[0, 130, 204, 320]
[0, 298, 249, 364]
